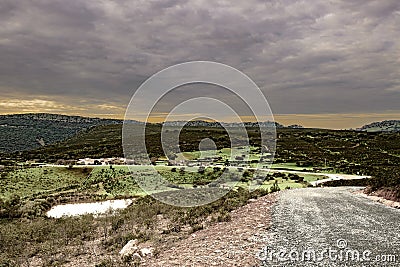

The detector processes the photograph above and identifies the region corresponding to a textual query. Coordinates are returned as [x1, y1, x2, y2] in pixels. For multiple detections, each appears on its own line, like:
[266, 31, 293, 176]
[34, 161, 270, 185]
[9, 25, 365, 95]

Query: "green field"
[177, 146, 261, 160]
[0, 167, 91, 200]
[0, 162, 320, 205]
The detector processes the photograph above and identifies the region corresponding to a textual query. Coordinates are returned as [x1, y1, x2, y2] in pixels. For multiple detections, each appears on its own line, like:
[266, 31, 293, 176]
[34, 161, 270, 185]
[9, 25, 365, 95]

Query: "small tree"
[270, 180, 280, 193]
[198, 166, 205, 174]
[213, 166, 221, 172]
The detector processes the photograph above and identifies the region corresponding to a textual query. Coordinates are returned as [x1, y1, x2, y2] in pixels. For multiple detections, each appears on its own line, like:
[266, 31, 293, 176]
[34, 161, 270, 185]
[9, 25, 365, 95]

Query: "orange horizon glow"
[1, 109, 399, 130]
[1, 97, 399, 129]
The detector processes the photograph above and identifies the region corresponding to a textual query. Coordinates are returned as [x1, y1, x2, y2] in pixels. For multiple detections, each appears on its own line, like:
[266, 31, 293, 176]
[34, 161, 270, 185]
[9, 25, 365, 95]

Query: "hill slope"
[0, 113, 123, 153]
[0, 113, 288, 154]
[358, 120, 400, 132]
[3, 119, 400, 201]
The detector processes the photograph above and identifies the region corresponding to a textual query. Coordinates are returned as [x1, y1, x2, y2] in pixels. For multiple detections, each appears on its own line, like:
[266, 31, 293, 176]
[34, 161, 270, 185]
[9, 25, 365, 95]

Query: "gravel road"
[258, 187, 400, 267]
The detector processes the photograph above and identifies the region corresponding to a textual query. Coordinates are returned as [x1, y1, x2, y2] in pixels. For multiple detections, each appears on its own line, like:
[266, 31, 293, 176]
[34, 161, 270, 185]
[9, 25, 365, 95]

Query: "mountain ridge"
[357, 120, 400, 132]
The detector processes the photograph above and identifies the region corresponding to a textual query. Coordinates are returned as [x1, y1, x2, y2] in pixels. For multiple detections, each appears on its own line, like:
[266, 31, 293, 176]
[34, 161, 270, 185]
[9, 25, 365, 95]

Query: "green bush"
[270, 180, 280, 193]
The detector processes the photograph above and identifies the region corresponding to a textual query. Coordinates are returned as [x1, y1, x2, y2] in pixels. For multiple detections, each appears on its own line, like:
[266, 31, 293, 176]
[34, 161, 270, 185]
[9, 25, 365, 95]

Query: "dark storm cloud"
[0, 0, 399, 116]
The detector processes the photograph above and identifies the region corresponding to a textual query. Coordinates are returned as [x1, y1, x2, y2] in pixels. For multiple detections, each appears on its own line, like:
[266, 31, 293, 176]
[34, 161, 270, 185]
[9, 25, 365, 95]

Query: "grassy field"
[0, 162, 318, 207]
[0, 167, 92, 201]
[177, 146, 261, 160]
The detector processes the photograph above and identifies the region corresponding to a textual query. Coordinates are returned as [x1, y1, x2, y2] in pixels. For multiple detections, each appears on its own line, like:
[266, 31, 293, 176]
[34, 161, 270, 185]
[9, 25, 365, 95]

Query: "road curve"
[257, 187, 400, 267]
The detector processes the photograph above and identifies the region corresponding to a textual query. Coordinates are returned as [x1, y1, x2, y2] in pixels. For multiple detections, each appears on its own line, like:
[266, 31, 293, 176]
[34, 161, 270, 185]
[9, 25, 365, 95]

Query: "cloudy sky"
[0, 0, 399, 128]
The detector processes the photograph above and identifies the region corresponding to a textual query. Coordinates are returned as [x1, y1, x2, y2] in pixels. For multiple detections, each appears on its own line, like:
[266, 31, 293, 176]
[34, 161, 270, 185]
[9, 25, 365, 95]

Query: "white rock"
[140, 247, 153, 257]
[119, 239, 139, 257]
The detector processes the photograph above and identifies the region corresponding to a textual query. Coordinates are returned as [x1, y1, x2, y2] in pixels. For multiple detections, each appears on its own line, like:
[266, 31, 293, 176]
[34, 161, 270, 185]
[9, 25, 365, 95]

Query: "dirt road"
[259, 187, 400, 266]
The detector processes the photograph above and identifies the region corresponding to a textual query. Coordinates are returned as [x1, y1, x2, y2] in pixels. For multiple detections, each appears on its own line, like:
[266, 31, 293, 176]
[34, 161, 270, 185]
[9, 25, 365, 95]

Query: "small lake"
[46, 199, 133, 218]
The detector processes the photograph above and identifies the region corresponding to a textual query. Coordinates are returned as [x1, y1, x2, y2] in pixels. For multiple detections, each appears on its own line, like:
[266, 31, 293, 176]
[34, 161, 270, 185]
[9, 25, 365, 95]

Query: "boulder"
[119, 239, 139, 258]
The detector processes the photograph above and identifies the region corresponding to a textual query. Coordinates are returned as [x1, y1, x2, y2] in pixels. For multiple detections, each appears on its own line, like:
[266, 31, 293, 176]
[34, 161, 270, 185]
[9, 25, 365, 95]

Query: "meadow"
[0, 162, 315, 209]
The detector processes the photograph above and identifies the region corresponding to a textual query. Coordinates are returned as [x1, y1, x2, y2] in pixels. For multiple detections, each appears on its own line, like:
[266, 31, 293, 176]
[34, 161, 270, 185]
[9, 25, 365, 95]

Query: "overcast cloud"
[0, 0, 399, 126]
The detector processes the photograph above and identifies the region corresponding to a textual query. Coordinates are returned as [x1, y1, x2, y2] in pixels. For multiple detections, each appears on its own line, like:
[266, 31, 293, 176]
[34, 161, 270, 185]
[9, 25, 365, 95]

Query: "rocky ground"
[142, 193, 277, 267]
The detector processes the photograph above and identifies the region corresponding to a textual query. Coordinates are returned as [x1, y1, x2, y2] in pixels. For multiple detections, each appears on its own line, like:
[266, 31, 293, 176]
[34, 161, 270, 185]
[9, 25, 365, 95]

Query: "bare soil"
[142, 193, 277, 267]
[364, 186, 400, 202]
[357, 187, 400, 209]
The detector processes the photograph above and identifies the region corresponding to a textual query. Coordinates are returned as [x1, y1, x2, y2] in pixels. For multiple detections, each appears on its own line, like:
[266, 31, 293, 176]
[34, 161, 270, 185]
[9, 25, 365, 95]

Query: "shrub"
[217, 210, 231, 222]
[190, 223, 203, 233]
[270, 180, 280, 193]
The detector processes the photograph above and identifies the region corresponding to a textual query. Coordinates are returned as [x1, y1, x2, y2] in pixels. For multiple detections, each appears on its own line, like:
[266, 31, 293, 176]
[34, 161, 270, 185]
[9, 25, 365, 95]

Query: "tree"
[198, 166, 205, 174]
[270, 180, 280, 193]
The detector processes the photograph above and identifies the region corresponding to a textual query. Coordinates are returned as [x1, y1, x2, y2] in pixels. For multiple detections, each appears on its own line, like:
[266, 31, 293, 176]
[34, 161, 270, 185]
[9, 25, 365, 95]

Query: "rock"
[140, 247, 153, 258]
[132, 252, 143, 261]
[119, 239, 139, 258]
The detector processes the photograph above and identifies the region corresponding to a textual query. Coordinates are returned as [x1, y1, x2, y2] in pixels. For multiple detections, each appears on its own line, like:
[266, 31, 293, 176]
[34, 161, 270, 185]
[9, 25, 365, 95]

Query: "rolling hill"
[358, 120, 400, 132]
[0, 113, 290, 154]
[0, 113, 124, 153]
[1, 114, 399, 200]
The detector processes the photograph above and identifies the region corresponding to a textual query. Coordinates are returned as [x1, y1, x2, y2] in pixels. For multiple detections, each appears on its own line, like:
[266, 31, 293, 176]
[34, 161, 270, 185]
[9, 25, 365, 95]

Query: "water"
[46, 199, 133, 218]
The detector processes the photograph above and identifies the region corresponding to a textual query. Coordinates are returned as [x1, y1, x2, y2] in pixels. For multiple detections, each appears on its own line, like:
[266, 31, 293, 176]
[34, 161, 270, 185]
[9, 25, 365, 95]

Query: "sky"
[0, 0, 399, 129]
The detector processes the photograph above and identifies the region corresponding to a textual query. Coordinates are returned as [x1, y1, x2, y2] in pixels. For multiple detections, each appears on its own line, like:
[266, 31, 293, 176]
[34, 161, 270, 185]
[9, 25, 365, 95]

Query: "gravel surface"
[259, 187, 400, 267]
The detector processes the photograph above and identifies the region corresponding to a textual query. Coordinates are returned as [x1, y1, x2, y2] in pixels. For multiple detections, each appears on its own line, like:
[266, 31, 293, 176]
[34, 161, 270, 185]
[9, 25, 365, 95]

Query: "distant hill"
[0, 113, 126, 153]
[16, 124, 124, 161]
[0, 113, 296, 154]
[287, 124, 304, 129]
[162, 120, 284, 128]
[358, 120, 400, 132]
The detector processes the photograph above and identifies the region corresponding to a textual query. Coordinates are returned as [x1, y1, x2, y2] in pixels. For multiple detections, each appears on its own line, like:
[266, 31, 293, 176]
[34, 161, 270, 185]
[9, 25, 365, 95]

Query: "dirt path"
[270, 168, 370, 186]
[263, 187, 400, 266]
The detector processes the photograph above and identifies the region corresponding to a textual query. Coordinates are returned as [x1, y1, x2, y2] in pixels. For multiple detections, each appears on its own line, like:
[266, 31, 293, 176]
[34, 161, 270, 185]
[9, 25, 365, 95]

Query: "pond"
[46, 199, 133, 218]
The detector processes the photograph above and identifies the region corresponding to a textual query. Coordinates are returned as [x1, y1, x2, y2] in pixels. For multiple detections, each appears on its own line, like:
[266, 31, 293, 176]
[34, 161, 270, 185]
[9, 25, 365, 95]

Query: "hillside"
[2, 113, 400, 197]
[10, 123, 400, 172]
[7, 124, 398, 202]
[0, 113, 290, 154]
[15, 124, 124, 161]
[0, 113, 124, 153]
[358, 120, 400, 132]
[14, 124, 235, 161]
